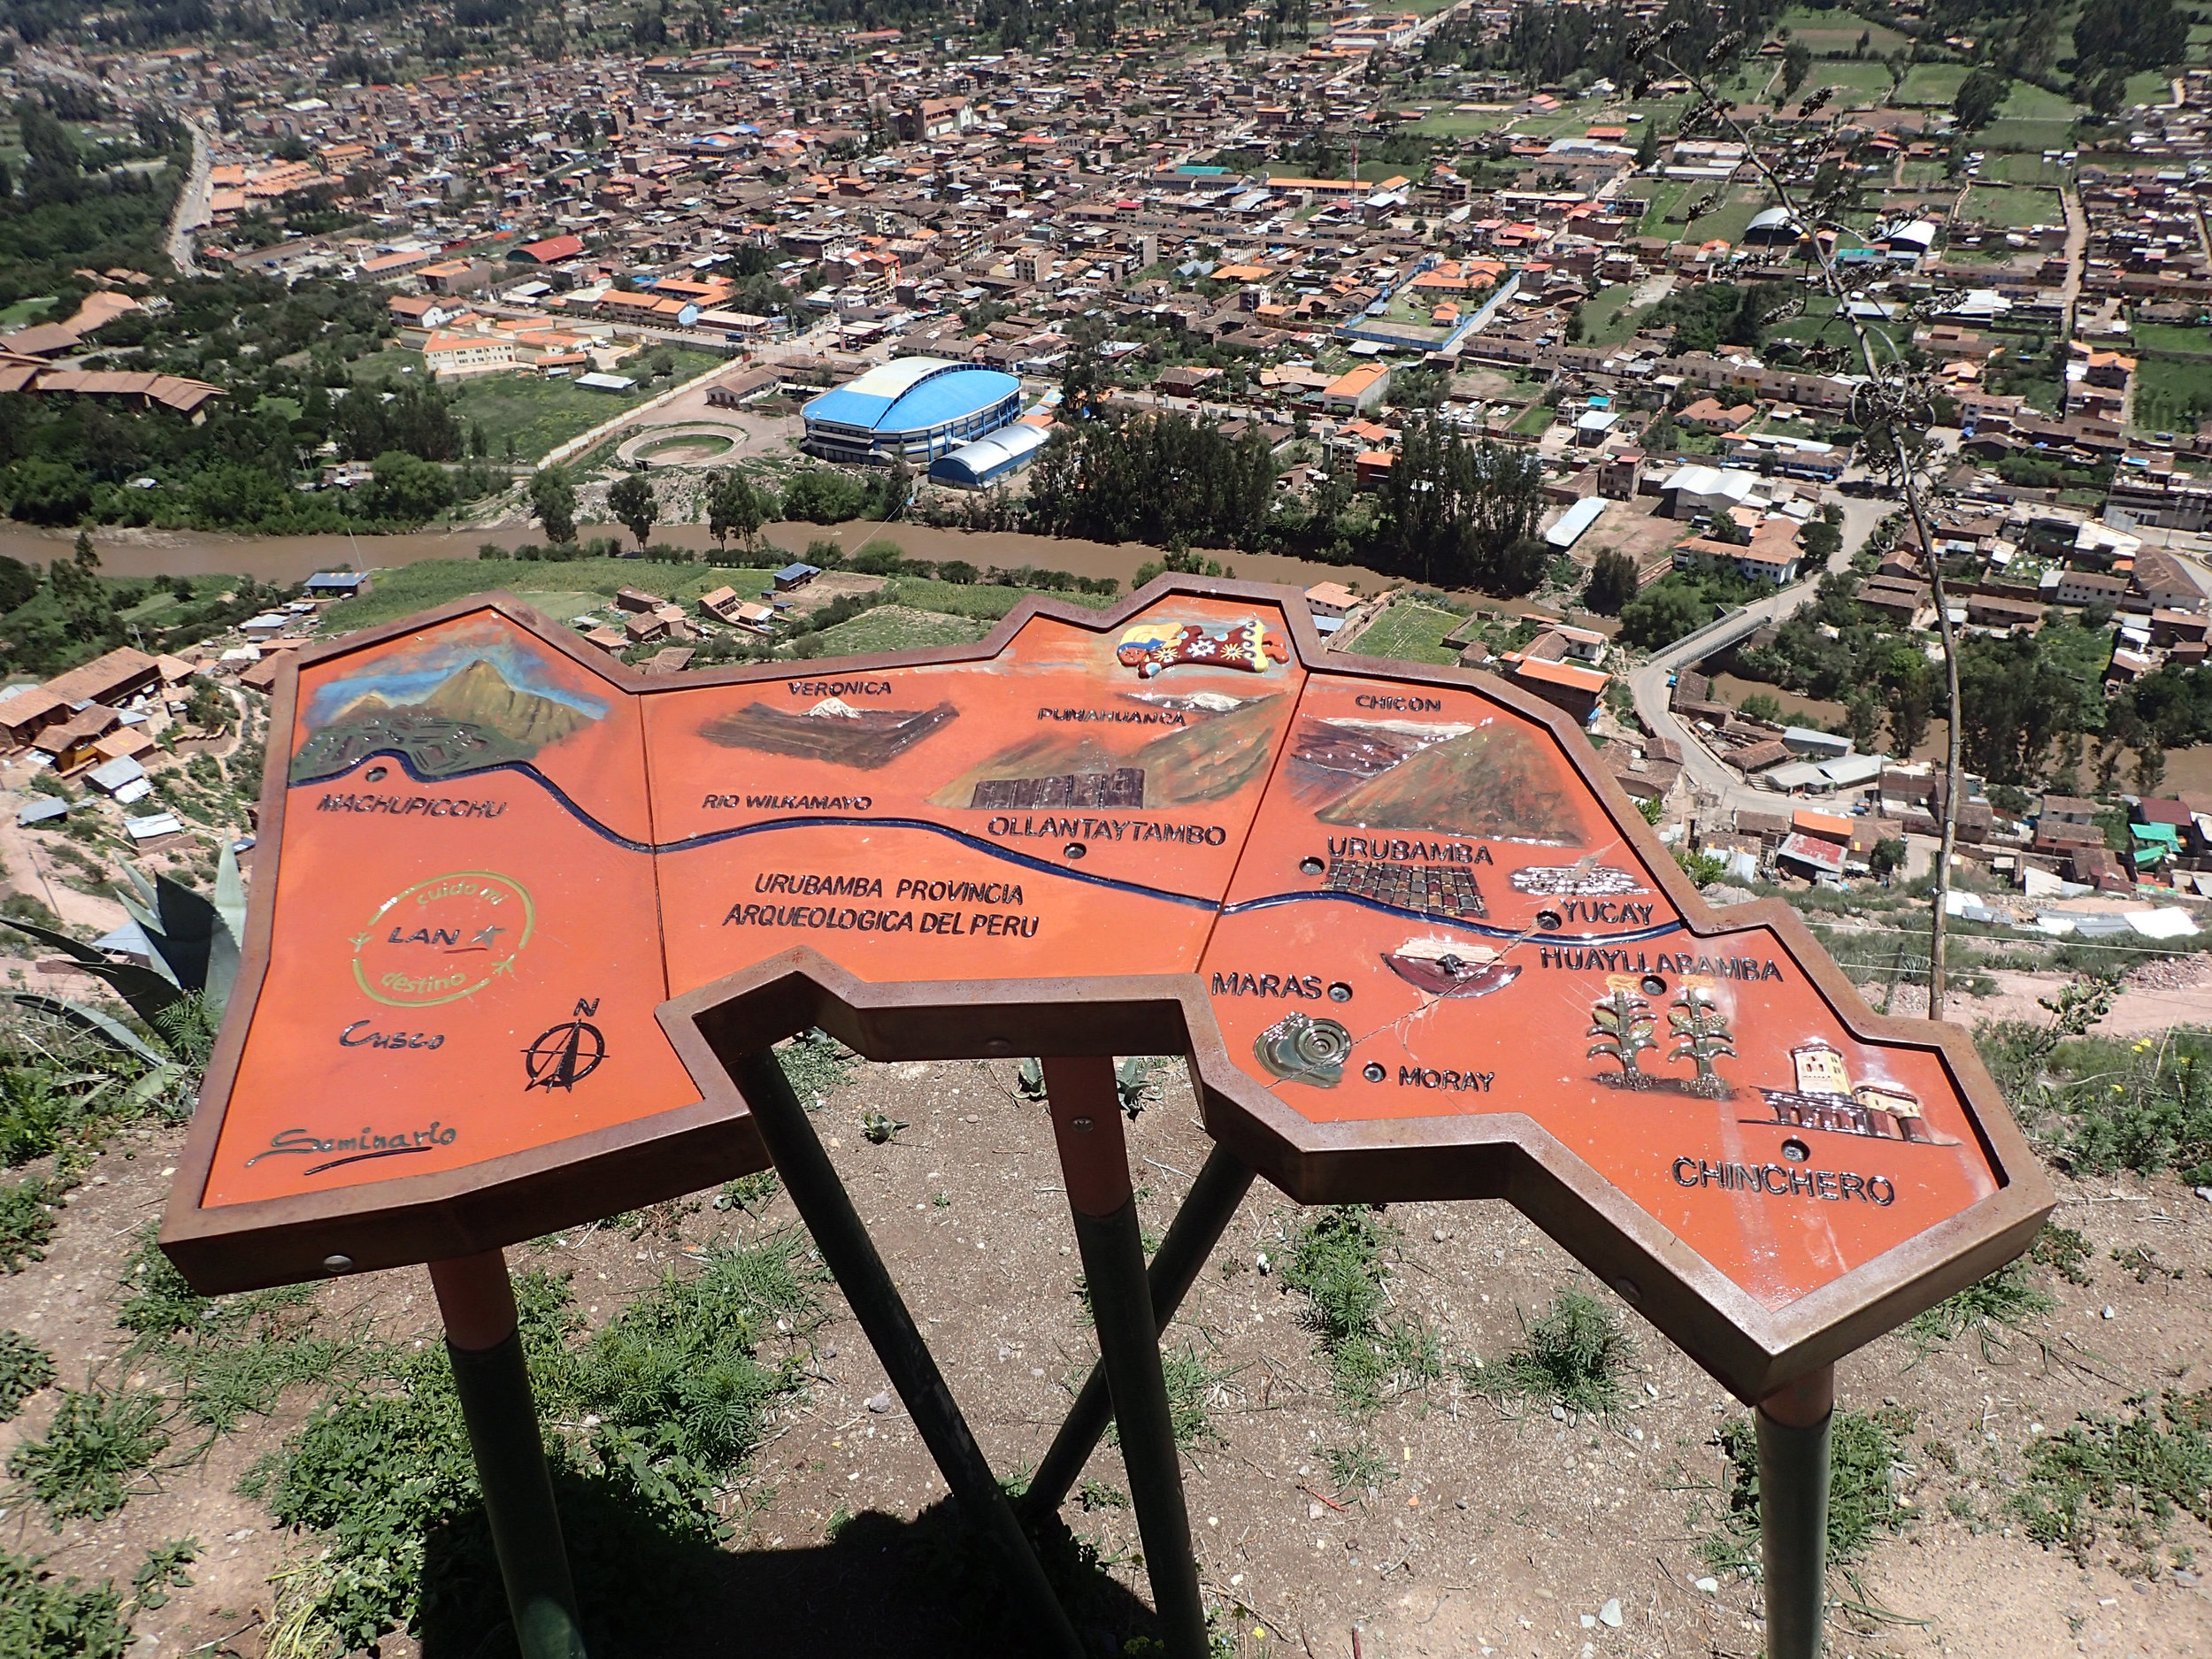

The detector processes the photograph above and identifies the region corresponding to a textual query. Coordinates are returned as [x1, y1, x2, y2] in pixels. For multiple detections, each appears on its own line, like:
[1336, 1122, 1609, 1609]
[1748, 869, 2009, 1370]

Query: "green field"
[878, 576, 1117, 619]
[2132, 357, 2212, 434]
[447, 352, 723, 461]
[1348, 602, 1463, 664]
[1893, 63, 1970, 106]
[2123, 69, 2177, 109]
[319, 557, 776, 633]
[803, 604, 987, 656]
[1997, 81, 2078, 121]
[1510, 402, 1555, 436]
[1765, 295, 1908, 364]
[2130, 322, 2212, 357]
[1799, 60, 1901, 107]
[354, 348, 726, 462]
[1775, 4, 1908, 54]
[1987, 150, 2072, 184]
[1978, 118, 2078, 154]
[1632, 178, 1693, 237]
[1578, 283, 1647, 345]
[1692, 188, 1779, 249]
[0, 294, 58, 326]
[1959, 185, 2064, 229]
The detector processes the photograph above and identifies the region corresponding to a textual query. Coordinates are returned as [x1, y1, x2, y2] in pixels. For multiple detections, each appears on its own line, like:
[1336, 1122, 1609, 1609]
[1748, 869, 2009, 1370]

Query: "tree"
[1954, 68, 2010, 132]
[1868, 839, 1907, 881]
[1061, 317, 1108, 419]
[2074, 0, 2187, 75]
[1780, 42, 1812, 98]
[1846, 690, 1884, 751]
[530, 467, 577, 547]
[1634, 121, 1659, 171]
[360, 452, 456, 525]
[607, 473, 659, 550]
[1616, 580, 1710, 650]
[706, 469, 762, 553]
[1583, 548, 1638, 616]
[0, 554, 36, 613]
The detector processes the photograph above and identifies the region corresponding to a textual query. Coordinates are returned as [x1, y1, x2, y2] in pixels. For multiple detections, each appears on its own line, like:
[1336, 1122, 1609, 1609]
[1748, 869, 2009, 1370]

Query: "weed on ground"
[0, 1547, 130, 1658]
[1280, 1206, 1439, 1412]
[242, 1240, 824, 1654]
[1466, 1289, 1634, 1416]
[114, 1228, 358, 1440]
[1905, 1253, 2055, 1360]
[1699, 1405, 1916, 1578]
[0, 1177, 57, 1272]
[2010, 1389, 2212, 1568]
[5, 1386, 168, 1527]
[779, 1028, 859, 1110]
[0, 1328, 56, 1418]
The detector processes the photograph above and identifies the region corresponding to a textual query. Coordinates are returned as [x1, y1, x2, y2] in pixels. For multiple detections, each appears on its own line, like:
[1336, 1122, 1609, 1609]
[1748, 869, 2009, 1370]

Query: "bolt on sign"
[164, 580, 2047, 1401]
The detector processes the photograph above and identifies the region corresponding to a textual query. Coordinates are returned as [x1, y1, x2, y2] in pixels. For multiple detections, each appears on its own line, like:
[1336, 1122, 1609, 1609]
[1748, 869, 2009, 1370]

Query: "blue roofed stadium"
[802, 357, 1023, 465]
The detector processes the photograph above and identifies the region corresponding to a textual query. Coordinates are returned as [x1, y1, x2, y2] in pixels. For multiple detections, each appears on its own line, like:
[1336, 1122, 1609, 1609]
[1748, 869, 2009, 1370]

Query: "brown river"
[0, 520, 1562, 617]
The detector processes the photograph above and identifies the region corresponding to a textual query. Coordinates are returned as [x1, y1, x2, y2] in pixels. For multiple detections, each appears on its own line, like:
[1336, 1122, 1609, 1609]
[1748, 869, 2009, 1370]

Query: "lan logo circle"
[350, 872, 534, 1007]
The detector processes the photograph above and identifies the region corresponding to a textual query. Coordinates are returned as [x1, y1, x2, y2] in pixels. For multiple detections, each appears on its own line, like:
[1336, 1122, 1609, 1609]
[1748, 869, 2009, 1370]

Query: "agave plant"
[1, 841, 244, 1073]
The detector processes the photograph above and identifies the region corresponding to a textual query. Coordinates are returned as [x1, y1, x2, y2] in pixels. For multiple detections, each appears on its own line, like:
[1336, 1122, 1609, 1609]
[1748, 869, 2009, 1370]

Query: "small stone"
[1580, 1614, 1595, 1629]
[2196, 1187, 2212, 1204]
[1599, 1598, 1622, 1628]
[1645, 1383, 1660, 1398]
[1552, 1403, 1567, 1422]
[1694, 1577, 1720, 1594]
[864, 1391, 892, 1414]
[1432, 1228, 1448, 1242]
[2101, 1305, 2117, 1319]
[2175, 1570, 2199, 1586]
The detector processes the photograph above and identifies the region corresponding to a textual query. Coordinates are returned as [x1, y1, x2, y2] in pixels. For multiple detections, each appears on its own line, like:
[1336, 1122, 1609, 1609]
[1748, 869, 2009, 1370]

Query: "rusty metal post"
[1023, 1142, 1253, 1520]
[1042, 1056, 1207, 1659]
[428, 1249, 587, 1659]
[1758, 1364, 1835, 1659]
[731, 1048, 1084, 1659]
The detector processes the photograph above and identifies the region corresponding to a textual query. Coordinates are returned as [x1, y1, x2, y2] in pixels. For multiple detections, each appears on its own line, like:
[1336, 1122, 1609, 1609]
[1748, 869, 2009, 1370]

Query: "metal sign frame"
[161, 578, 2053, 1659]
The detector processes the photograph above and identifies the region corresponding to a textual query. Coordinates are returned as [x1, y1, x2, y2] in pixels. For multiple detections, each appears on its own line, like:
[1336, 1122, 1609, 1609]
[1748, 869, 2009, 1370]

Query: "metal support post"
[1757, 1364, 1835, 1659]
[731, 1049, 1084, 1659]
[1023, 1143, 1254, 1520]
[1041, 1056, 1209, 1659]
[428, 1250, 588, 1659]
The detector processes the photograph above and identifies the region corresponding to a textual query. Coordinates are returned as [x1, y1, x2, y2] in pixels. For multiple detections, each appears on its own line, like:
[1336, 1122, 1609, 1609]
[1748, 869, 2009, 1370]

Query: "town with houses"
[6, 2, 2208, 920]
[4, 2, 2212, 1653]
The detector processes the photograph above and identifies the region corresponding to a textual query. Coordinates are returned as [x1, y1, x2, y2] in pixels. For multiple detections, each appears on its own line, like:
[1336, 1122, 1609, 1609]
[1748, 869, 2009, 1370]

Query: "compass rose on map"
[523, 1001, 607, 1092]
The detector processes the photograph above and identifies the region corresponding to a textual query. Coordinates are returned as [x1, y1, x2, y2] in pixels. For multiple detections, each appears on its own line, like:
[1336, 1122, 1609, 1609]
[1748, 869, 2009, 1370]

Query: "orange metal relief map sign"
[165, 580, 2046, 1396]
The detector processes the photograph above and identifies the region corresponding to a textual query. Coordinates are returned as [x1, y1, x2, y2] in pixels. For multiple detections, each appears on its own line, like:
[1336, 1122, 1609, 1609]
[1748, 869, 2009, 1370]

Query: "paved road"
[1624, 493, 1890, 817]
[165, 113, 212, 277]
[2058, 182, 2086, 338]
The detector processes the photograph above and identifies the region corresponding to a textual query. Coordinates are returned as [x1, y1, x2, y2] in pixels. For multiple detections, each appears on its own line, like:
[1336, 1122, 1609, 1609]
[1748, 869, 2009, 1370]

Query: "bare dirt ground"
[3, 1048, 2208, 1659]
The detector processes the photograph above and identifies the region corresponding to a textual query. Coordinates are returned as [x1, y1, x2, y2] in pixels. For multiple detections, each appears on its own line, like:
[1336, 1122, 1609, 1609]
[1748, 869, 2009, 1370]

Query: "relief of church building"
[1756, 1041, 1944, 1144]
